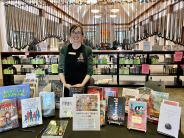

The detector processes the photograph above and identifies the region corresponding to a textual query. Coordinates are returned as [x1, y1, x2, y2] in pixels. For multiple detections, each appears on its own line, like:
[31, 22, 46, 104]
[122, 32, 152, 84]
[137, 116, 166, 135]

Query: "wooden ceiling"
[48, 0, 162, 25]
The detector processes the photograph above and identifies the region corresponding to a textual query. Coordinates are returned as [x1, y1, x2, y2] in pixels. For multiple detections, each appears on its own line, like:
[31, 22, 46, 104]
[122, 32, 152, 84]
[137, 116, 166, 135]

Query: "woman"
[58, 24, 93, 97]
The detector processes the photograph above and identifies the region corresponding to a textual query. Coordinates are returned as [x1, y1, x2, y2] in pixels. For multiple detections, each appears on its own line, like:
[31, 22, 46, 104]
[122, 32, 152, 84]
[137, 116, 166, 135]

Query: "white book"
[21, 97, 42, 128]
[157, 103, 181, 138]
[60, 97, 73, 118]
[72, 94, 100, 131]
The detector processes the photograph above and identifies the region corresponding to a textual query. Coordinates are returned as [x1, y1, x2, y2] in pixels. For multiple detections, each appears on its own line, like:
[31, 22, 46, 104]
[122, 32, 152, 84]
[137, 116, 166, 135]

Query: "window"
[129, 3, 135, 12]
[77, 5, 83, 13]
[82, 9, 88, 18]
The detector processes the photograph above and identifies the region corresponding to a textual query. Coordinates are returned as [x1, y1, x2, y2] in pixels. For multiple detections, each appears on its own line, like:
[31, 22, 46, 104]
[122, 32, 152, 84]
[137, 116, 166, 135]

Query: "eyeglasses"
[72, 31, 82, 35]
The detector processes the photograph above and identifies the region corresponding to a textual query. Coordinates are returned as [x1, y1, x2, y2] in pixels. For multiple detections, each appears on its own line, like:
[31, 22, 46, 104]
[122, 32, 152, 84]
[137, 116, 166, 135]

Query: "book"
[157, 103, 181, 138]
[39, 92, 55, 117]
[51, 83, 64, 109]
[73, 94, 100, 131]
[107, 97, 125, 126]
[21, 97, 42, 128]
[69, 87, 85, 97]
[147, 91, 169, 122]
[127, 100, 147, 132]
[42, 120, 68, 138]
[100, 100, 106, 126]
[122, 88, 139, 113]
[0, 99, 19, 132]
[0, 84, 30, 118]
[87, 86, 103, 100]
[60, 97, 73, 118]
[30, 87, 35, 98]
[103, 87, 118, 111]
[163, 100, 179, 107]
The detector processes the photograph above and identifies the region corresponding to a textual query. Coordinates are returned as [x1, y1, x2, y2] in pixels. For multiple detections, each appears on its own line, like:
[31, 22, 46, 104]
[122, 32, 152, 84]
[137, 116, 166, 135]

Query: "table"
[0, 110, 183, 138]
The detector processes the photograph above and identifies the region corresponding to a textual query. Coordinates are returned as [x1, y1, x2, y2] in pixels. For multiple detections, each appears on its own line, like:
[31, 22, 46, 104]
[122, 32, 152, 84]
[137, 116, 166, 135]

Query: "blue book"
[0, 84, 30, 118]
[39, 92, 55, 117]
[0, 99, 19, 132]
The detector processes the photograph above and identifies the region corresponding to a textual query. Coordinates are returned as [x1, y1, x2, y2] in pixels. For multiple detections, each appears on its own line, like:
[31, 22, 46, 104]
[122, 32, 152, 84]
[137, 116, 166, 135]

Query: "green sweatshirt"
[58, 45, 93, 76]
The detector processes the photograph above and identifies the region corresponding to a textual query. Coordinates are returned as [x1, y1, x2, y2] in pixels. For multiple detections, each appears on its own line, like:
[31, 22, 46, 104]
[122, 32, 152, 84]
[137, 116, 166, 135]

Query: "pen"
[35, 126, 47, 138]
[19, 129, 35, 132]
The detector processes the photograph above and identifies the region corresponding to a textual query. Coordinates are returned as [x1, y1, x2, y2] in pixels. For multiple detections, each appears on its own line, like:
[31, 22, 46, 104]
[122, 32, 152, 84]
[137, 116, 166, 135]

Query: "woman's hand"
[64, 83, 72, 90]
[73, 84, 84, 87]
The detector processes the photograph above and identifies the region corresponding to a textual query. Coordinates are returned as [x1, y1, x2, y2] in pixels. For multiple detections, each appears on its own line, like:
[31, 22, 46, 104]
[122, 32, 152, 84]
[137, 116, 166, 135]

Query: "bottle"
[163, 65, 166, 73]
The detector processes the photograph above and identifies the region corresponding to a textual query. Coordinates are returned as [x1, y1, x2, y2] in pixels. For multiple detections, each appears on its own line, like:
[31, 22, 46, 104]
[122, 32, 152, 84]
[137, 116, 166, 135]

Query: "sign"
[72, 94, 100, 131]
[52, 64, 58, 73]
[26, 73, 36, 79]
[40, 42, 47, 51]
[174, 51, 183, 61]
[25, 52, 29, 56]
[143, 42, 150, 51]
[142, 64, 150, 74]
[157, 103, 181, 138]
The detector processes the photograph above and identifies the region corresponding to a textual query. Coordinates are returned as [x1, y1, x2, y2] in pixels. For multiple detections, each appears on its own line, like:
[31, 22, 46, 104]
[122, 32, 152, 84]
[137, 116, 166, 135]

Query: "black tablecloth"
[0, 110, 183, 138]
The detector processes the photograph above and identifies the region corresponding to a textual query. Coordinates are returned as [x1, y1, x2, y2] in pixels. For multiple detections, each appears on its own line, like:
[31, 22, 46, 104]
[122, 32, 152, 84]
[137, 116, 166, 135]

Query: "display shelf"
[119, 74, 146, 75]
[92, 74, 118, 75]
[149, 73, 177, 76]
[2, 63, 53, 65]
[150, 63, 178, 65]
[3, 73, 58, 75]
[1, 51, 183, 87]
[93, 64, 116, 65]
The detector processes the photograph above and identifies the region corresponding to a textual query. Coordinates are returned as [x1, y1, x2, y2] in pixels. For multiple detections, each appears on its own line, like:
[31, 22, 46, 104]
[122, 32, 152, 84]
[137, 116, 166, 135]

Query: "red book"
[87, 86, 103, 100]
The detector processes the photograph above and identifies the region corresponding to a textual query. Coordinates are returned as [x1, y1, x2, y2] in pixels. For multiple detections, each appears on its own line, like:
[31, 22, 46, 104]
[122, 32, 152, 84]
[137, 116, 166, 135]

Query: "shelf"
[92, 50, 183, 54]
[94, 64, 116, 65]
[3, 73, 58, 75]
[92, 74, 117, 75]
[119, 74, 146, 75]
[2, 64, 52, 65]
[149, 73, 177, 76]
[150, 62, 179, 65]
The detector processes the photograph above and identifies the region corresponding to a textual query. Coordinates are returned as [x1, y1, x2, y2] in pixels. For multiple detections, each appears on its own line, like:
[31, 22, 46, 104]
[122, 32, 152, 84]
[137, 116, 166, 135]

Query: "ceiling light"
[94, 15, 101, 18]
[110, 9, 119, 13]
[91, 9, 100, 13]
[110, 15, 117, 18]
[87, 0, 97, 4]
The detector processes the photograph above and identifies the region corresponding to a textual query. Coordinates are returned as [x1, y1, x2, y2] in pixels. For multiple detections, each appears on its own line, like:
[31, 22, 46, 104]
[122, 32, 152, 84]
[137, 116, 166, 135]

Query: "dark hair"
[70, 24, 84, 36]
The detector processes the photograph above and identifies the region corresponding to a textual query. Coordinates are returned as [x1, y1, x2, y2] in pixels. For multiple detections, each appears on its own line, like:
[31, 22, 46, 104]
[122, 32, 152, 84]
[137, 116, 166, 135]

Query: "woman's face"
[71, 27, 83, 43]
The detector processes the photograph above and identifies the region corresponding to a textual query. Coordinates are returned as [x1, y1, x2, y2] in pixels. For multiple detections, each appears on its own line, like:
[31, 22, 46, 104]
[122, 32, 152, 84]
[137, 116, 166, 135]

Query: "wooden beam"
[40, 0, 82, 25]
[149, 16, 153, 22]
[167, 5, 173, 13]
[39, 9, 45, 17]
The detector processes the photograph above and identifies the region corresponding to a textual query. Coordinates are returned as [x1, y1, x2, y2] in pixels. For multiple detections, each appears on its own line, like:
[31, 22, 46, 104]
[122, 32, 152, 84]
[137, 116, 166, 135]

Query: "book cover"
[21, 97, 42, 128]
[103, 87, 118, 111]
[147, 91, 169, 122]
[73, 94, 100, 131]
[39, 92, 55, 117]
[0, 99, 19, 132]
[51, 83, 64, 109]
[127, 100, 147, 132]
[163, 100, 179, 107]
[42, 120, 68, 138]
[100, 100, 106, 126]
[69, 87, 84, 97]
[157, 103, 181, 138]
[122, 88, 139, 113]
[60, 97, 73, 118]
[88, 86, 103, 100]
[0, 84, 30, 118]
[107, 97, 125, 125]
